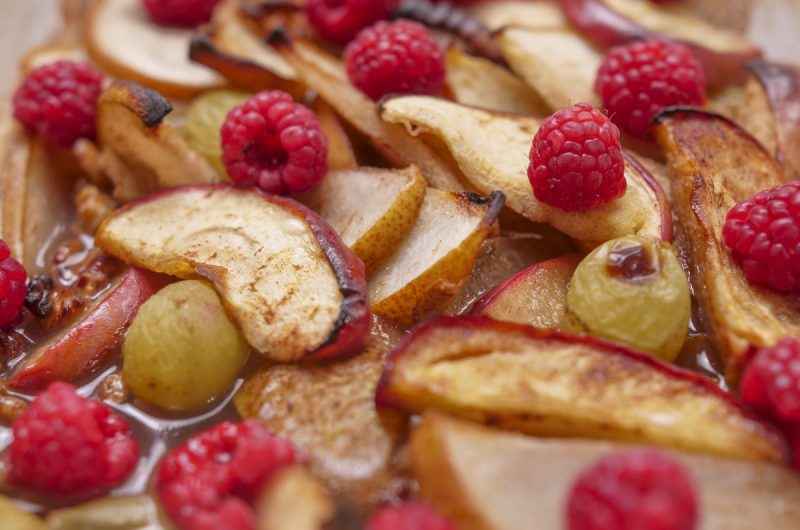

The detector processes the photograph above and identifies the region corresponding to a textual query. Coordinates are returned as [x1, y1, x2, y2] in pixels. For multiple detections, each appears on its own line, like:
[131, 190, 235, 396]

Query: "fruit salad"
[1, 0, 800, 528]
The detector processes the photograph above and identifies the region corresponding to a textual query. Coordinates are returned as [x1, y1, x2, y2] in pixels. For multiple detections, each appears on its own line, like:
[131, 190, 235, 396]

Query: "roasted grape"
[564, 237, 691, 362]
[122, 280, 249, 412]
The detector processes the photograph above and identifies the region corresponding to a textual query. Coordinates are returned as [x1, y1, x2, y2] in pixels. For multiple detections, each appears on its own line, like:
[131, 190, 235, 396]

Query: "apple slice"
[412, 413, 800, 530]
[469, 1, 568, 32]
[97, 80, 218, 203]
[470, 255, 580, 329]
[369, 189, 504, 326]
[444, 46, 549, 116]
[45, 495, 172, 530]
[0, 496, 46, 530]
[8, 267, 168, 392]
[653, 109, 800, 380]
[682, 0, 753, 32]
[379, 95, 671, 249]
[256, 467, 335, 530]
[96, 184, 370, 362]
[300, 166, 426, 273]
[273, 36, 467, 192]
[85, 0, 224, 99]
[377, 316, 786, 462]
[558, 0, 761, 86]
[495, 26, 601, 111]
[235, 316, 409, 507]
[312, 99, 358, 172]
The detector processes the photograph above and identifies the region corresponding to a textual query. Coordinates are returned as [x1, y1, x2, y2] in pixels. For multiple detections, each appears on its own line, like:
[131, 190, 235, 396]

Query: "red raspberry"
[156, 420, 296, 530]
[344, 20, 445, 102]
[528, 103, 626, 212]
[721, 181, 800, 293]
[13, 61, 103, 148]
[595, 40, 706, 137]
[740, 337, 800, 422]
[142, 0, 221, 27]
[567, 449, 698, 530]
[366, 502, 458, 530]
[9, 382, 139, 496]
[220, 91, 329, 195]
[0, 240, 27, 330]
[306, 0, 394, 45]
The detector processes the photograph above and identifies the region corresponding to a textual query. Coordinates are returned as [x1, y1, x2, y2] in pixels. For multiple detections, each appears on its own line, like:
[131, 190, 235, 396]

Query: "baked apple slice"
[8, 267, 168, 392]
[377, 316, 786, 462]
[469, 0, 568, 32]
[470, 255, 580, 329]
[653, 109, 800, 380]
[235, 316, 408, 507]
[96, 81, 218, 203]
[300, 166, 426, 273]
[96, 185, 370, 362]
[379, 96, 671, 249]
[85, 0, 224, 99]
[256, 467, 335, 530]
[412, 413, 800, 530]
[45, 495, 171, 529]
[369, 190, 504, 326]
[273, 36, 467, 192]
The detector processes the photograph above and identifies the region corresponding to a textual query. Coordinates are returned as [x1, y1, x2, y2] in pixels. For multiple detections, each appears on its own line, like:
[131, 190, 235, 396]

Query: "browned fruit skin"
[653, 109, 800, 381]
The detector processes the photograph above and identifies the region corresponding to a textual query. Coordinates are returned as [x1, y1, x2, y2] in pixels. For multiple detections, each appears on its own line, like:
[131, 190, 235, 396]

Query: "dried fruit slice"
[377, 316, 786, 462]
[96, 185, 370, 362]
[653, 109, 800, 380]
[411, 413, 800, 530]
[469, 1, 568, 31]
[85, 0, 224, 99]
[235, 317, 408, 507]
[300, 166, 426, 272]
[380, 96, 671, 248]
[369, 190, 504, 326]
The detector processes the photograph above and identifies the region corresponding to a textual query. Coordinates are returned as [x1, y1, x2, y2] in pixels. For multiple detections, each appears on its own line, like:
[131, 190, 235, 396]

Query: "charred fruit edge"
[100, 80, 173, 128]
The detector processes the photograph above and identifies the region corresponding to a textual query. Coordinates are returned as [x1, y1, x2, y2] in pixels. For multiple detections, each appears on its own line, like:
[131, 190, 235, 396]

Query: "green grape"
[123, 280, 249, 412]
[564, 236, 691, 362]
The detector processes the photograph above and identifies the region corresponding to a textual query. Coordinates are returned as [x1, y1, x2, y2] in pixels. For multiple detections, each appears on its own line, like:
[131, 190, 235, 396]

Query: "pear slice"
[495, 26, 602, 111]
[653, 109, 800, 380]
[256, 467, 335, 530]
[45, 495, 171, 530]
[86, 0, 224, 99]
[412, 413, 800, 530]
[444, 47, 549, 116]
[469, 1, 568, 31]
[300, 166, 426, 273]
[0, 496, 46, 530]
[273, 36, 467, 192]
[96, 185, 370, 362]
[377, 316, 786, 462]
[380, 96, 671, 248]
[369, 190, 504, 326]
[96, 80, 218, 203]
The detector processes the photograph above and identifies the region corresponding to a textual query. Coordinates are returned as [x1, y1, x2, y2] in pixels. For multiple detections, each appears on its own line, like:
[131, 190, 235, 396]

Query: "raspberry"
[344, 20, 446, 102]
[0, 240, 27, 330]
[220, 91, 329, 195]
[156, 420, 296, 530]
[306, 0, 394, 45]
[721, 181, 800, 293]
[740, 337, 800, 422]
[13, 61, 103, 148]
[142, 0, 221, 27]
[9, 382, 139, 495]
[528, 103, 626, 212]
[366, 502, 458, 530]
[595, 40, 706, 137]
[567, 449, 698, 530]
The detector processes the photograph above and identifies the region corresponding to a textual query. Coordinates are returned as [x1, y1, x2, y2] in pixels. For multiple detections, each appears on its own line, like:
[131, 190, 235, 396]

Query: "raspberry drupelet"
[740, 337, 800, 423]
[528, 103, 626, 212]
[595, 40, 706, 137]
[156, 420, 296, 530]
[366, 502, 459, 530]
[142, 0, 222, 27]
[567, 449, 699, 530]
[9, 382, 139, 496]
[306, 0, 394, 45]
[0, 239, 27, 330]
[722, 181, 800, 293]
[344, 20, 446, 102]
[220, 91, 329, 195]
[13, 60, 104, 148]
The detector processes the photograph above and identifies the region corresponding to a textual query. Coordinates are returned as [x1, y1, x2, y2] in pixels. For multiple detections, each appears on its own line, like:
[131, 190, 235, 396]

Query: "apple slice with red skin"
[8, 267, 169, 392]
[377, 316, 787, 463]
[558, 0, 761, 86]
[470, 255, 580, 329]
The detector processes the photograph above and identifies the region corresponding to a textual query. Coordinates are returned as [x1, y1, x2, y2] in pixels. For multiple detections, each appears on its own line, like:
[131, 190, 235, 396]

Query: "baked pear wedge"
[653, 109, 800, 380]
[411, 413, 800, 530]
[377, 316, 786, 462]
